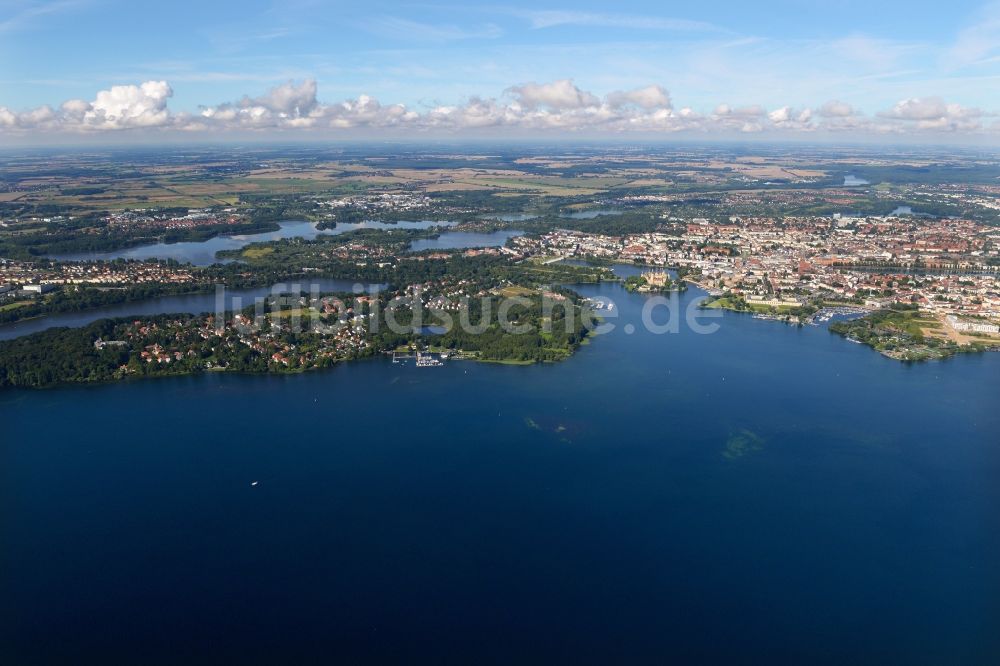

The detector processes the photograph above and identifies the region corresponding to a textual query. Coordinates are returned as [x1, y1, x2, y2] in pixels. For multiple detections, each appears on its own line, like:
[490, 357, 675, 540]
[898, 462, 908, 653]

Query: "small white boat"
[250, 481, 259, 487]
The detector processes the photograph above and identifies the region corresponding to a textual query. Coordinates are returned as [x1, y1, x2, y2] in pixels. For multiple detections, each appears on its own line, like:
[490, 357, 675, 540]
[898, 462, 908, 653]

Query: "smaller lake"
[49, 220, 454, 267]
[560, 209, 623, 219]
[482, 213, 538, 222]
[843, 175, 870, 186]
[481, 210, 623, 222]
[409, 230, 524, 252]
[888, 206, 932, 218]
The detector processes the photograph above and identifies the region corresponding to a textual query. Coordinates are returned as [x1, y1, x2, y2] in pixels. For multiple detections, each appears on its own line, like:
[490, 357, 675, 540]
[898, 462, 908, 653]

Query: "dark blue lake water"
[2, 277, 999, 664]
[408, 229, 523, 252]
[560, 208, 623, 219]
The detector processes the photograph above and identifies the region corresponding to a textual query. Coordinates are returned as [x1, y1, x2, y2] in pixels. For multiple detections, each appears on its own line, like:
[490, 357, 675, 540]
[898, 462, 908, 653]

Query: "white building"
[22, 284, 56, 294]
[946, 315, 1000, 334]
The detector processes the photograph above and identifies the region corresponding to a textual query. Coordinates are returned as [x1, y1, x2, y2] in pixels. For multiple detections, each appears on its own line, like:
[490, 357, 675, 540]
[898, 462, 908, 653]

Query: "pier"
[392, 350, 445, 366]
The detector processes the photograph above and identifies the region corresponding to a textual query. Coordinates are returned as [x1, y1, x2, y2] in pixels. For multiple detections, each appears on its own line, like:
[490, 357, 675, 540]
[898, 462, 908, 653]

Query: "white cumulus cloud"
[817, 100, 856, 118]
[606, 85, 672, 110]
[0, 80, 175, 131]
[505, 79, 600, 110]
[880, 97, 985, 131]
[0, 79, 995, 138]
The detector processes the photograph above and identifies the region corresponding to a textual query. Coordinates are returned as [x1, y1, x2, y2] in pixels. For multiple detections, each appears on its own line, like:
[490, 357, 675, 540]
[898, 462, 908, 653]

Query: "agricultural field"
[3, 144, 1000, 233]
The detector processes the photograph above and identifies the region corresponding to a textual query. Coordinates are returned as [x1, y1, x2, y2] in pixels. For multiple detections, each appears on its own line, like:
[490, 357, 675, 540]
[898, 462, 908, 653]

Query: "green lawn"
[0, 300, 31, 312]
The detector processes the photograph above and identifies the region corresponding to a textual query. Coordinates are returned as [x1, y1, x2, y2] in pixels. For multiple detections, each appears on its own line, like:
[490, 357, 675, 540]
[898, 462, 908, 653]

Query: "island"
[623, 270, 686, 294]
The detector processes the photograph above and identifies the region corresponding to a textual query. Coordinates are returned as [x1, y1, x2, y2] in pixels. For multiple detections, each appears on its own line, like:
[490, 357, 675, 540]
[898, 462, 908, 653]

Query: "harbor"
[391, 350, 447, 366]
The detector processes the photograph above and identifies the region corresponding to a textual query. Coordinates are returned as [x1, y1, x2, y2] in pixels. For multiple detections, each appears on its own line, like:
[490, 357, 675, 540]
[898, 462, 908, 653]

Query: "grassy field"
[269, 308, 315, 319]
[459, 177, 613, 195]
[496, 285, 536, 297]
[703, 296, 798, 314]
[4, 163, 373, 212]
[0, 300, 31, 312]
[242, 247, 275, 259]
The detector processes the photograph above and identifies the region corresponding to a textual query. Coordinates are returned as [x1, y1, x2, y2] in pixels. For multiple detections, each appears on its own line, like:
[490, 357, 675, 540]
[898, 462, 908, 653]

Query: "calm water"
[889, 206, 932, 218]
[482, 213, 538, 222]
[844, 175, 871, 186]
[2, 275, 999, 663]
[560, 208, 623, 219]
[481, 210, 622, 222]
[408, 229, 523, 252]
[50, 220, 454, 266]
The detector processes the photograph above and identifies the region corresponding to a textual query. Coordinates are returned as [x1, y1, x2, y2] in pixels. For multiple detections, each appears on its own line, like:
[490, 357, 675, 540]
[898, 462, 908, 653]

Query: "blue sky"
[2, 0, 1000, 140]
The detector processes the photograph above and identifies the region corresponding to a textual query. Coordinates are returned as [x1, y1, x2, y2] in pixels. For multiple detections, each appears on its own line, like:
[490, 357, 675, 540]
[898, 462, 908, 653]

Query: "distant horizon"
[4, 135, 1000, 152]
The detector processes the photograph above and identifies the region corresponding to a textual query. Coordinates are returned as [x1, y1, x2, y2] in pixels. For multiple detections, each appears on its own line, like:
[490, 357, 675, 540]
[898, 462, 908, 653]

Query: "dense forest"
[0, 320, 129, 387]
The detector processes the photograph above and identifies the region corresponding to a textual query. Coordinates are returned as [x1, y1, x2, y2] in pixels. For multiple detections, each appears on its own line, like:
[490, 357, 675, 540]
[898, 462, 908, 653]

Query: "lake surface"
[50, 220, 454, 266]
[482, 213, 538, 222]
[844, 175, 871, 186]
[560, 208, 623, 219]
[889, 206, 932, 218]
[3, 272, 999, 663]
[482, 210, 622, 222]
[408, 229, 523, 252]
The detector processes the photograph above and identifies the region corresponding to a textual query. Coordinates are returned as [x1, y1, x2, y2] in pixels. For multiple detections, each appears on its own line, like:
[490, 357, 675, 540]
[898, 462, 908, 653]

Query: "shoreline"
[0, 335, 588, 391]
